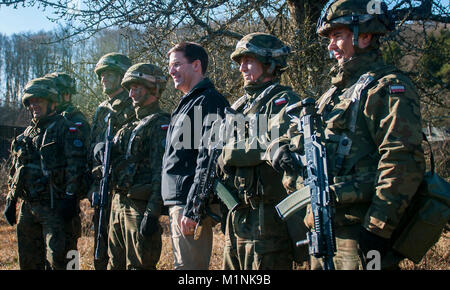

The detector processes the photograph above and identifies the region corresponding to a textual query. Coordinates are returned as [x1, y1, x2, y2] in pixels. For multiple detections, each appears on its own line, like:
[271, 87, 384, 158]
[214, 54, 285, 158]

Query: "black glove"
[216, 154, 235, 177]
[359, 227, 390, 258]
[60, 193, 78, 221]
[272, 144, 299, 174]
[3, 198, 17, 226]
[139, 211, 159, 237]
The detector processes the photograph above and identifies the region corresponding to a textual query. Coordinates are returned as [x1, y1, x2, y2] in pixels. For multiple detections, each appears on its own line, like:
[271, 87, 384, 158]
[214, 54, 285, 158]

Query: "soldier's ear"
[358, 33, 373, 49]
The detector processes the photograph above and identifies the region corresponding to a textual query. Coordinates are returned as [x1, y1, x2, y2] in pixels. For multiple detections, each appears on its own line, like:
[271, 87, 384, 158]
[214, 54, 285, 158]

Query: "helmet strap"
[350, 15, 360, 47]
[267, 61, 276, 75]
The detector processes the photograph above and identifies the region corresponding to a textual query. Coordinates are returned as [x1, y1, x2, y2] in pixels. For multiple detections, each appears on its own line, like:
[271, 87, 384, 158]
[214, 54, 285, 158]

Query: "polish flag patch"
[69, 127, 78, 133]
[161, 124, 169, 130]
[389, 85, 405, 94]
[274, 97, 287, 106]
[74, 122, 83, 127]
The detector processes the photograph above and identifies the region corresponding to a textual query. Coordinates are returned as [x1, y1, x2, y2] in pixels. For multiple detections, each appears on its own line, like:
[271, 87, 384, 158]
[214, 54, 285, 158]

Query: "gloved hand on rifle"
[139, 210, 159, 237]
[272, 144, 303, 193]
[60, 192, 78, 221]
[272, 144, 299, 174]
[3, 197, 17, 226]
[216, 154, 235, 177]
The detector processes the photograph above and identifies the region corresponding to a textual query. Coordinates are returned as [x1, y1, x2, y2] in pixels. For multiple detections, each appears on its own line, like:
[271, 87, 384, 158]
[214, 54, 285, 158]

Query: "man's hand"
[272, 144, 299, 174]
[180, 216, 197, 236]
[3, 198, 17, 226]
[139, 211, 159, 237]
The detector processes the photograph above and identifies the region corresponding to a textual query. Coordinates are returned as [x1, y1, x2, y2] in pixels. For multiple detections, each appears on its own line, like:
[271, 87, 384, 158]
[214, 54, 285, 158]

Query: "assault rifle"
[275, 97, 337, 270]
[192, 107, 240, 240]
[94, 113, 113, 260]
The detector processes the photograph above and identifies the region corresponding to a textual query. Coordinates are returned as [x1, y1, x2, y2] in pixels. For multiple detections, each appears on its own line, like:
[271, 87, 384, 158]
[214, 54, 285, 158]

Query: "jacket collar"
[135, 101, 162, 120]
[330, 50, 384, 88]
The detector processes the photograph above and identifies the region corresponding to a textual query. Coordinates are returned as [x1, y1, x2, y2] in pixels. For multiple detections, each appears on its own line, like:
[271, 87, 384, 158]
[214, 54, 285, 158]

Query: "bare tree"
[0, 0, 448, 124]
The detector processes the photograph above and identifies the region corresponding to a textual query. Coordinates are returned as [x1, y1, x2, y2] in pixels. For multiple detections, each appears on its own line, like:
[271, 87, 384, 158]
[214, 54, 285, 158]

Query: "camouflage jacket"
[220, 80, 300, 205]
[7, 113, 87, 201]
[269, 51, 425, 239]
[89, 89, 135, 194]
[110, 102, 170, 217]
[90, 89, 136, 160]
[58, 102, 91, 145]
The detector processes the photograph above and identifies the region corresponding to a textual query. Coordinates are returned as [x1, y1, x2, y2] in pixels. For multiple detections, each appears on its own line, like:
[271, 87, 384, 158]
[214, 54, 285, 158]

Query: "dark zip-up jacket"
[161, 78, 229, 211]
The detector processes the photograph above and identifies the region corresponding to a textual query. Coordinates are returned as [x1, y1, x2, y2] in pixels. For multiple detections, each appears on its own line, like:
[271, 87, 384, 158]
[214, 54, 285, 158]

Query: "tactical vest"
[112, 112, 169, 201]
[11, 116, 69, 201]
[227, 82, 295, 206]
[317, 66, 399, 206]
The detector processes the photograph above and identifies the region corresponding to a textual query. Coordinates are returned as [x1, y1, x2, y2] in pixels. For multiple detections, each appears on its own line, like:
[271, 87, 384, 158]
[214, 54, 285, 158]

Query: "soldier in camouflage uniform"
[216, 33, 300, 270]
[3, 78, 87, 269]
[267, 0, 425, 270]
[44, 72, 91, 263]
[89, 52, 134, 269]
[103, 63, 170, 269]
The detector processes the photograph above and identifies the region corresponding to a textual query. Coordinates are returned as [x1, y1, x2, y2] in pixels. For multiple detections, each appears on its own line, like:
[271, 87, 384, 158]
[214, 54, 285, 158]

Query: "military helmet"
[94, 52, 131, 80]
[317, 0, 394, 39]
[22, 77, 60, 107]
[121, 63, 167, 95]
[44, 72, 77, 95]
[230, 33, 291, 73]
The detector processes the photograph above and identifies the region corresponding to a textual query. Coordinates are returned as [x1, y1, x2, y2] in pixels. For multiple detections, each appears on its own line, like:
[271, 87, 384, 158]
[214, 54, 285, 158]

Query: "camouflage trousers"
[310, 224, 403, 270]
[223, 202, 293, 270]
[64, 207, 81, 256]
[17, 200, 69, 270]
[107, 194, 162, 270]
[92, 196, 112, 270]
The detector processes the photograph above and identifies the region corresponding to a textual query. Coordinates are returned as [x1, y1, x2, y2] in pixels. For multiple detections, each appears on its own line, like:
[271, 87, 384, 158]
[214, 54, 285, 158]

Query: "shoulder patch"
[389, 85, 405, 94]
[74, 122, 83, 127]
[274, 97, 287, 106]
[69, 127, 78, 133]
[161, 124, 169, 130]
[73, 139, 83, 148]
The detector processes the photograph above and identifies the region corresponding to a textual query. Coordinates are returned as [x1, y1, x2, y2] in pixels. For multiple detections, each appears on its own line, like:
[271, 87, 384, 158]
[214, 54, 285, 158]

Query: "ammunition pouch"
[331, 172, 376, 205]
[113, 158, 138, 189]
[126, 184, 152, 201]
[233, 167, 256, 201]
[391, 171, 450, 263]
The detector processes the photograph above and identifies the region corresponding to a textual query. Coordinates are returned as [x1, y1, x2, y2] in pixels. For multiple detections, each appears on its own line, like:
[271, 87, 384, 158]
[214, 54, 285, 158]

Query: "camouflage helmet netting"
[230, 33, 291, 72]
[121, 63, 167, 94]
[44, 72, 77, 96]
[94, 52, 132, 80]
[317, 0, 394, 37]
[22, 77, 60, 107]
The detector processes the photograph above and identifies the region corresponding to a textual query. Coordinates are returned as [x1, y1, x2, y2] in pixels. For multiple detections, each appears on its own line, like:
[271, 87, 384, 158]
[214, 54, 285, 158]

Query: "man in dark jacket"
[162, 42, 229, 269]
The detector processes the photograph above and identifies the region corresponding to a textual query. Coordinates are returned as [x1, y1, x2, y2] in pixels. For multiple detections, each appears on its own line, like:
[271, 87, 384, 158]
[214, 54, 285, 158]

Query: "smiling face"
[28, 97, 49, 119]
[128, 83, 157, 107]
[168, 51, 198, 94]
[327, 26, 373, 66]
[327, 27, 356, 66]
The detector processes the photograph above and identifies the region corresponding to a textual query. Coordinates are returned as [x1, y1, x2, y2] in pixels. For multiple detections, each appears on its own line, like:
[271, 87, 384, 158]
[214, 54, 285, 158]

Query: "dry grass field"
[0, 139, 449, 270]
[0, 198, 448, 270]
